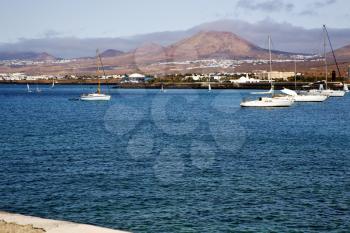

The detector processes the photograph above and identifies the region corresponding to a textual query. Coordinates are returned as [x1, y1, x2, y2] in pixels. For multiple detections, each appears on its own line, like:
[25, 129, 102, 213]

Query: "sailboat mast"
[323, 25, 328, 89]
[324, 25, 342, 78]
[294, 58, 297, 90]
[96, 49, 101, 94]
[268, 35, 272, 73]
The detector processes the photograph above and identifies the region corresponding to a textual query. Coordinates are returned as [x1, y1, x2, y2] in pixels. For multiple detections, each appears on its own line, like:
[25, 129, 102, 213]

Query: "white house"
[231, 73, 261, 84]
[121, 73, 146, 83]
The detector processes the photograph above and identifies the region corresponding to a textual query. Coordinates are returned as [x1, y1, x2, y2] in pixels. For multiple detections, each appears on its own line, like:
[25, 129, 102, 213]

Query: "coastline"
[0, 80, 345, 90]
[0, 212, 129, 233]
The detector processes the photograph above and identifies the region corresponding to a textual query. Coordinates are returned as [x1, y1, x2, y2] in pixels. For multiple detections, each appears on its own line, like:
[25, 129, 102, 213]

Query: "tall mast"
[323, 25, 328, 89]
[324, 25, 342, 78]
[96, 49, 101, 94]
[268, 35, 272, 72]
[294, 58, 297, 90]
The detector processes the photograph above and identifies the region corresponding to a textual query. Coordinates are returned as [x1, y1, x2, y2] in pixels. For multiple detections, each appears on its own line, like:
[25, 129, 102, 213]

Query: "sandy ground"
[0, 212, 129, 233]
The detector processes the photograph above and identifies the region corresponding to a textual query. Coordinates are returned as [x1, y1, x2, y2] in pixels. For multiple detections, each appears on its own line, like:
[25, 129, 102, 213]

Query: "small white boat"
[27, 84, 32, 93]
[241, 97, 294, 107]
[241, 36, 294, 108]
[80, 49, 111, 101]
[160, 84, 166, 93]
[343, 84, 349, 93]
[80, 93, 111, 101]
[281, 88, 328, 102]
[36, 85, 42, 93]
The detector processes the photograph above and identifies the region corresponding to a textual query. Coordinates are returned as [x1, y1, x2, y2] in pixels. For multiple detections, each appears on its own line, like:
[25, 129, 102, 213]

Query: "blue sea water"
[0, 84, 349, 232]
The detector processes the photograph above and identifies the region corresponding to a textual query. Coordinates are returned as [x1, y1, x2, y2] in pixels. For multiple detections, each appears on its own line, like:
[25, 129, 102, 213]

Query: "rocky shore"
[0, 212, 129, 233]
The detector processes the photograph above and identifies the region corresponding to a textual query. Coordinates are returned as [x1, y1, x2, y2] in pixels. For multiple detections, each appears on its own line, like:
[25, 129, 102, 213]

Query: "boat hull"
[241, 97, 294, 107]
[308, 89, 345, 97]
[294, 95, 328, 102]
[80, 94, 111, 101]
[326, 90, 345, 97]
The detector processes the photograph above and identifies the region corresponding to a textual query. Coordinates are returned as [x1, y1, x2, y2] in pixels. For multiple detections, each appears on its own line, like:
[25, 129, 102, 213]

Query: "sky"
[0, 0, 349, 43]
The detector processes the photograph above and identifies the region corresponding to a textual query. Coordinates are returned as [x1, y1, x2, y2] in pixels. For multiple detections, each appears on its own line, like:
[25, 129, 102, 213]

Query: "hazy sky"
[1, 0, 349, 43]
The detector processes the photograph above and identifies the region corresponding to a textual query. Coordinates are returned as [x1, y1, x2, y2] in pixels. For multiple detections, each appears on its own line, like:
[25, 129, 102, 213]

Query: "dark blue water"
[0, 84, 349, 232]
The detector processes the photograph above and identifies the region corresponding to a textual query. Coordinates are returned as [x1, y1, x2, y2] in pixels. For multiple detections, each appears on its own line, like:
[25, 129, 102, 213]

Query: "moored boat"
[80, 49, 111, 101]
[241, 97, 294, 107]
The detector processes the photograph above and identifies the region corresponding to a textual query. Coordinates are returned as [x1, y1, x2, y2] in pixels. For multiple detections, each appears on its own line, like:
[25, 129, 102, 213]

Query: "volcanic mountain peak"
[100, 49, 124, 57]
[35, 52, 57, 61]
[165, 31, 271, 61]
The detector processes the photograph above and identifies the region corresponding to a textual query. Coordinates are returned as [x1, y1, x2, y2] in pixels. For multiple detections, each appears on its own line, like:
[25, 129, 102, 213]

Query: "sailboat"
[310, 25, 345, 97]
[281, 59, 328, 102]
[51, 79, 55, 88]
[160, 83, 166, 93]
[241, 96, 294, 107]
[35, 83, 42, 93]
[80, 49, 111, 101]
[27, 83, 32, 93]
[208, 83, 211, 92]
[241, 35, 294, 107]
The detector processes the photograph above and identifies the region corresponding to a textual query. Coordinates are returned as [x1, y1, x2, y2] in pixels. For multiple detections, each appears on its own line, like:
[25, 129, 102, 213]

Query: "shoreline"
[0, 80, 345, 90]
[0, 211, 129, 233]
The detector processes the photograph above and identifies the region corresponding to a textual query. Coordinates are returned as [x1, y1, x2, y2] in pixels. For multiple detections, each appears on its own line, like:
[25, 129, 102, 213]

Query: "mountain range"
[123, 31, 298, 64]
[1, 19, 350, 58]
[1, 30, 350, 65]
[0, 51, 57, 61]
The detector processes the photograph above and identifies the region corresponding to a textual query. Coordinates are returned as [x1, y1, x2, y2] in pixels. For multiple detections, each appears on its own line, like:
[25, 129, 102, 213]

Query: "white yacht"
[80, 93, 111, 101]
[80, 49, 111, 101]
[241, 97, 294, 107]
[308, 25, 345, 97]
[282, 59, 328, 102]
[241, 36, 294, 108]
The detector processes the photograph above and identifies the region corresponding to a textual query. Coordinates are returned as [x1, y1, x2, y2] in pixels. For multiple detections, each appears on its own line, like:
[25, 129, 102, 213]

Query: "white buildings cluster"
[0, 70, 298, 83]
[0, 73, 61, 81]
[184, 71, 296, 83]
[0, 59, 72, 67]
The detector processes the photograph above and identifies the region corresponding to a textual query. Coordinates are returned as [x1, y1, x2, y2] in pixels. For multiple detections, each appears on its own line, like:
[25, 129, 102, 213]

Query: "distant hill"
[128, 31, 296, 63]
[167, 31, 277, 60]
[0, 51, 57, 61]
[100, 49, 124, 57]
